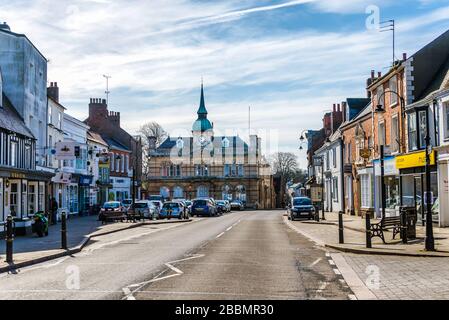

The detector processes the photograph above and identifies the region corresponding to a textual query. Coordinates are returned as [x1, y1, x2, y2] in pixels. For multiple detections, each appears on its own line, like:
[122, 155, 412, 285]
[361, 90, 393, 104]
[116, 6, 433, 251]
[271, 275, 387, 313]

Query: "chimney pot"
[403, 53, 407, 61]
[378, 71, 382, 78]
[371, 70, 375, 80]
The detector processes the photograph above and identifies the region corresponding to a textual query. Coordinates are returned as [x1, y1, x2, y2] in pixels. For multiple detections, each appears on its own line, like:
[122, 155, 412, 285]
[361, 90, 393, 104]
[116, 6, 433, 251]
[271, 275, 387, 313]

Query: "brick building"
[145, 84, 275, 209]
[84, 98, 143, 201]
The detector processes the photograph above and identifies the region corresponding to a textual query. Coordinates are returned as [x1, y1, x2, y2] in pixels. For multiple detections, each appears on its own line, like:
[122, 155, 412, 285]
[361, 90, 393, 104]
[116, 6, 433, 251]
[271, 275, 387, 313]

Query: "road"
[0, 210, 352, 300]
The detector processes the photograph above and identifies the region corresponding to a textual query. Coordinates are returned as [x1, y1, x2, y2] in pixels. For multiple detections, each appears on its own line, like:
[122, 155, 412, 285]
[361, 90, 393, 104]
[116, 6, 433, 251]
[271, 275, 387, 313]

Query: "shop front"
[373, 156, 400, 218]
[397, 151, 438, 225]
[437, 146, 449, 227]
[0, 169, 53, 235]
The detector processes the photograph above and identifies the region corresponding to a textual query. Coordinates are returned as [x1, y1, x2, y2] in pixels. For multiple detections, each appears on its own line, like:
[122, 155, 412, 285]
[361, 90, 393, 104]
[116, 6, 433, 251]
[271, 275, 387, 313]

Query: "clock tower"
[192, 82, 214, 147]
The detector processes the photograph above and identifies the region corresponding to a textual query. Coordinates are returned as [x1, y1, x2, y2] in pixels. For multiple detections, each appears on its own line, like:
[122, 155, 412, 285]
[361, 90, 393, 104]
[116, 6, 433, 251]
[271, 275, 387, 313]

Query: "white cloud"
[1, 0, 448, 169]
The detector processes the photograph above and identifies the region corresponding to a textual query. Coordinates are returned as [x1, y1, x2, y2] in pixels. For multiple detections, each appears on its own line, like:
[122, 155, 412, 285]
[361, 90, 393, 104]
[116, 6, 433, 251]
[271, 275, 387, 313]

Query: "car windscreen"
[193, 200, 207, 206]
[134, 203, 148, 209]
[293, 198, 312, 206]
[104, 203, 120, 209]
[216, 201, 225, 205]
[163, 203, 179, 209]
[151, 201, 160, 207]
[122, 200, 132, 205]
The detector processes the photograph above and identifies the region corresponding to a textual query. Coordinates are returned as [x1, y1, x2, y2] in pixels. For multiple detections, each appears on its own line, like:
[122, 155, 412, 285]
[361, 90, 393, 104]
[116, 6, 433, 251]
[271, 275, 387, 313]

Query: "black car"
[288, 197, 316, 221]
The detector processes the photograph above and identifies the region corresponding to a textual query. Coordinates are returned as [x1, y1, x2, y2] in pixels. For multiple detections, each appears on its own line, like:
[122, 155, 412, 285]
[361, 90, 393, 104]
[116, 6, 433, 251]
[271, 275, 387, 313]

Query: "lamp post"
[424, 105, 435, 251]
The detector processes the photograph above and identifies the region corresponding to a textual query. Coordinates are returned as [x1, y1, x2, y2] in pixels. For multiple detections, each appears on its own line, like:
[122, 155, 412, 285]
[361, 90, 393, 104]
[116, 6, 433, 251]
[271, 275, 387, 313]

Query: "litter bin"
[400, 207, 417, 240]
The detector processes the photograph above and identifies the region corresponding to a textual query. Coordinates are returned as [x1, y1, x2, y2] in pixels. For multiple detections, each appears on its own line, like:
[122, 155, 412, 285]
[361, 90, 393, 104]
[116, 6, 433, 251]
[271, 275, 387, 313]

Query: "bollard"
[315, 206, 320, 222]
[365, 212, 372, 249]
[61, 212, 67, 250]
[5, 215, 14, 263]
[338, 211, 344, 244]
[401, 210, 408, 244]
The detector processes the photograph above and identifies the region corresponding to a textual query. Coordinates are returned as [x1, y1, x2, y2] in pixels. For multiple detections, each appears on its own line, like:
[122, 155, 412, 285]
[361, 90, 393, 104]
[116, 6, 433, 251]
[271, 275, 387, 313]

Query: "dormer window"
[222, 137, 230, 148]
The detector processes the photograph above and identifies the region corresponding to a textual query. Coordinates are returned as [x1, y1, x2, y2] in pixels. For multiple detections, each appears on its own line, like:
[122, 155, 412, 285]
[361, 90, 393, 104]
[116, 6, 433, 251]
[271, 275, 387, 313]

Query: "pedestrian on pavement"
[50, 197, 58, 225]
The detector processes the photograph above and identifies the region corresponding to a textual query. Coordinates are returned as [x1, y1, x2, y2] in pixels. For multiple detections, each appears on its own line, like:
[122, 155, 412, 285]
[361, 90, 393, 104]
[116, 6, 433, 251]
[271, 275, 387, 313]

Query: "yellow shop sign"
[396, 151, 436, 169]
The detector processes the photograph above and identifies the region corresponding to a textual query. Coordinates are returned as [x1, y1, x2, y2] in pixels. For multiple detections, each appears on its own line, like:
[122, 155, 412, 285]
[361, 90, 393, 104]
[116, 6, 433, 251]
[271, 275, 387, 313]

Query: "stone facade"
[144, 85, 275, 209]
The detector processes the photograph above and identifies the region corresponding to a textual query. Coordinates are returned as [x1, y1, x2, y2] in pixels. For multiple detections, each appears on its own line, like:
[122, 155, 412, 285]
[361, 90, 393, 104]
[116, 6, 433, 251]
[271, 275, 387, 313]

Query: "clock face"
[196, 135, 208, 147]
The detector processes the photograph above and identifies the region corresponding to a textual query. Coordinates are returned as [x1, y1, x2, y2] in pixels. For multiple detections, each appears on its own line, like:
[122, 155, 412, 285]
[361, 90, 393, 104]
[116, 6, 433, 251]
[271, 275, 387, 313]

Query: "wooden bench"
[370, 216, 402, 244]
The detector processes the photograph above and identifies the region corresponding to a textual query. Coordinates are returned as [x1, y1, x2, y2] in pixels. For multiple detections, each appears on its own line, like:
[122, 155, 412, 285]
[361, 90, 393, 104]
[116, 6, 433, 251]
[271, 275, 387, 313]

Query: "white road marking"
[309, 258, 322, 268]
[216, 232, 225, 239]
[333, 268, 342, 275]
[226, 226, 233, 232]
[349, 294, 358, 300]
[121, 254, 205, 300]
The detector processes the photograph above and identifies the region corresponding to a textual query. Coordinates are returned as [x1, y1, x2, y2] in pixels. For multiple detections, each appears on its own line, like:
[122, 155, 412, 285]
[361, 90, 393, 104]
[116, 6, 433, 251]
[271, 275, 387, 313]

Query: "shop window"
[21, 182, 27, 217]
[385, 176, 400, 210]
[28, 184, 36, 214]
[38, 183, 45, 211]
[10, 183, 18, 216]
[360, 174, 373, 209]
[224, 164, 230, 177]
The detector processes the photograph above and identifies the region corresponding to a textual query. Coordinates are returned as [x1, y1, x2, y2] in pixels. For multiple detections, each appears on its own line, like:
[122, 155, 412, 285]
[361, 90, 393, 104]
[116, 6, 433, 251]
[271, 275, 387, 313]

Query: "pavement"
[285, 211, 449, 257]
[283, 211, 449, 300]
[0, 210, 353, 300]
[0, 215, 193, 273]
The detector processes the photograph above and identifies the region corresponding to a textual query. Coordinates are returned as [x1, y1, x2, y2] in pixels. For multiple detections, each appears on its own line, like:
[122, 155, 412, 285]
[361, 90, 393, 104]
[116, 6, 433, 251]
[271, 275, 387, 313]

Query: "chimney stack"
[378, 71, 382, 78]
[47, 82, 59, 103]
[342, 101, 347, 122]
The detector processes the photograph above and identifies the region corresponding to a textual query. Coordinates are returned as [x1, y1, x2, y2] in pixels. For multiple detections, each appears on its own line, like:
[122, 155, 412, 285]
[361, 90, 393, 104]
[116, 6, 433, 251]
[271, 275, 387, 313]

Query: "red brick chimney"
[89, 98, 108, 120]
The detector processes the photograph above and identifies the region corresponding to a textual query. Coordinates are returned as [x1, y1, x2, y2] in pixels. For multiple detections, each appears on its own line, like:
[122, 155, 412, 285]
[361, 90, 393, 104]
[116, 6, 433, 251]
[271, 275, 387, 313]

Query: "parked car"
[128, 200, 159, 220]
[191, 199, 217, 217]
[150, 200, 163, 215]
[230, 200, 245, 211]
[160, 202, 189, 220]
[99, 201, 127, 223]
[288, 197, 316, 221]
[122, 199, 133, 209]
[216, 200, 230, 214]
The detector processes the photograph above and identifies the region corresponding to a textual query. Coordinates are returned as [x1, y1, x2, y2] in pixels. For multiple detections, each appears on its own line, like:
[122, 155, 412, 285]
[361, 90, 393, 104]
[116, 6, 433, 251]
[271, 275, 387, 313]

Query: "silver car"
[130, 201, 158, 220]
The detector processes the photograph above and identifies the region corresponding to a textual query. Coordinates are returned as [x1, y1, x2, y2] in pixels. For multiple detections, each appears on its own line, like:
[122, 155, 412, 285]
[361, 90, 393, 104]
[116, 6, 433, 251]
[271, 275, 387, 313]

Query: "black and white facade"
[1, 71, 52, 232]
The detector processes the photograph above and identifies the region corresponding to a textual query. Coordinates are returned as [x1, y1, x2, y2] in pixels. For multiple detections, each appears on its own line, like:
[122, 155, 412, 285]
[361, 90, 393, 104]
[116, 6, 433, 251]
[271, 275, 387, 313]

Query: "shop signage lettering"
[395, 151, 435, 170]
[55, 142, 77, 161]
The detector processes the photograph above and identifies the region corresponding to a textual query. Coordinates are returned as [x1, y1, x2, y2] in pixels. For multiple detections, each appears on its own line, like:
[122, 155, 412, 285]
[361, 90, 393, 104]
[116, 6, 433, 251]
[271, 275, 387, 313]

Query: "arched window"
[160, 187, 170, 199]
[222, 185, 232, 201]
[173, 186, 184, 199]
[235, 185, 247, 203]
[197, 185, 209, 198]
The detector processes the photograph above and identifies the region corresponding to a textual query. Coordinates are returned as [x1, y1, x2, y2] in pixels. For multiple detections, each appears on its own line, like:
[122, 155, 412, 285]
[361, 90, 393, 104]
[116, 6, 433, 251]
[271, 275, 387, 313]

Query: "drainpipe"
[340, 137, 346, 213]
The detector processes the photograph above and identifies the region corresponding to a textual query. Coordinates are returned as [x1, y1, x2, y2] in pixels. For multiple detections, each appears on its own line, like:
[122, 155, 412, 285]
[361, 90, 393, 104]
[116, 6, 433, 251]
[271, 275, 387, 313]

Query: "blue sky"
[2, 0, 449, 168]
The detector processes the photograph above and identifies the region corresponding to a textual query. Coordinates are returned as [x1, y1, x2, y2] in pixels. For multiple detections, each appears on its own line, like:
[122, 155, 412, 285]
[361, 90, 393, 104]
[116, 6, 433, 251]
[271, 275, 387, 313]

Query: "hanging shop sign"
[55, 142, 77, 161]
[395, 151, 436, 170]
[51, 172, 72, 184]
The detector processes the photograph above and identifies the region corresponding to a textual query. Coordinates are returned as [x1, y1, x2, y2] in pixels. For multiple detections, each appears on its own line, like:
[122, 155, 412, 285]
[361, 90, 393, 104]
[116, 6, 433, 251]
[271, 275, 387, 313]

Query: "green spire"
[197, 81, 207, 118]
[192, 81, 213, 133]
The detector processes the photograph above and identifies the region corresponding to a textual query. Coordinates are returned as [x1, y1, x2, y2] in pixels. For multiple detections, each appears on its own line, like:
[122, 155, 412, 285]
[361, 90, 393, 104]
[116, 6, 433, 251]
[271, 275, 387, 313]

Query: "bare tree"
[270, 152, 299, 207]
[138, 122, 168, 177]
